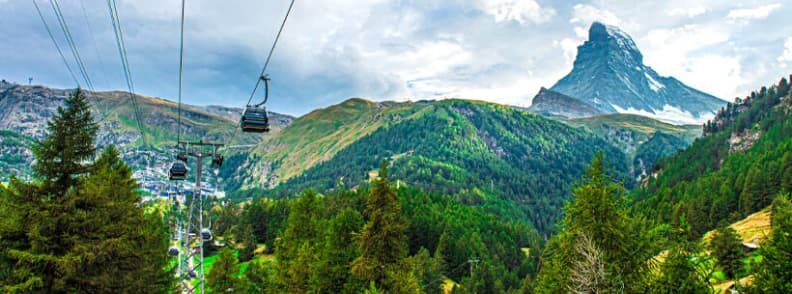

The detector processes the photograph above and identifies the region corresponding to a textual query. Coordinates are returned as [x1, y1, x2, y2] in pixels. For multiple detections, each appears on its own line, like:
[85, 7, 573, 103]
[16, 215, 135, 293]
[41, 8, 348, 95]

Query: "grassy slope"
[270, 99, 629, 233]
[89, 91, 264, 147]
[249, 98, 432, 184]
[567, 113, 701, 144]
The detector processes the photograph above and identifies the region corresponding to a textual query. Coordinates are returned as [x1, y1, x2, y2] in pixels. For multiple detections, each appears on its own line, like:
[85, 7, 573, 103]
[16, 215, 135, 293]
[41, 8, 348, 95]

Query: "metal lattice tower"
[171, 141, 224, 293]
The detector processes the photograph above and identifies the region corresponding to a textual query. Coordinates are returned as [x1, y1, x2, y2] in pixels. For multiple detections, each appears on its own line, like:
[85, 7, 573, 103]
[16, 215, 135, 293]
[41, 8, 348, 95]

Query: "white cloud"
[641, 24, 742, 99]
[778, 37, 792, 67]
[668, 6, 708, 18]
[570, 4, 623, 28]
[727, 3, 782, 23]
[478, 0, 555, 24]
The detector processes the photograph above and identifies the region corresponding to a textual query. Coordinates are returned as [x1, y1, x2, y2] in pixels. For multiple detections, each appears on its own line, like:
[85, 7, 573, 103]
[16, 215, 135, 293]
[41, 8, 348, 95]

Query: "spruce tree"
[0, 90, 173, 292]
[238, 224, 257, 263]
[651, 219, 710, 293]
[750, 194, 792, 292]
[535, 153, 658, 293]
[309, 208, 364, 293]
[32, 88, 97, 194]
[274, 190, 321, 292]
[207, 247, 241, 293]
[351, 161, 411, 291]
[708, 226, 744, 279]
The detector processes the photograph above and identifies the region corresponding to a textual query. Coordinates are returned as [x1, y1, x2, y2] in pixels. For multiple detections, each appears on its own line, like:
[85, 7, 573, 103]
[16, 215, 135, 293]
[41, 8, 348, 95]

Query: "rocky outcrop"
[527, 87, 602, 119]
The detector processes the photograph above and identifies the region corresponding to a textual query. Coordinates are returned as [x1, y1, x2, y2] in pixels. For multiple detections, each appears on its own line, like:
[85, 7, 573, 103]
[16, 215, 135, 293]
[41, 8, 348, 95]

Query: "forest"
[1, 77, 791, 293]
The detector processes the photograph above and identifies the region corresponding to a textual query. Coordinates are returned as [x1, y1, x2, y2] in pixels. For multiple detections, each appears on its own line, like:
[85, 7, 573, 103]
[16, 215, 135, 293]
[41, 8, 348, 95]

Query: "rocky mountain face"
[549, 22, 725, 124]
[526, 87, 602, 119]
[0, 81, 293, 181]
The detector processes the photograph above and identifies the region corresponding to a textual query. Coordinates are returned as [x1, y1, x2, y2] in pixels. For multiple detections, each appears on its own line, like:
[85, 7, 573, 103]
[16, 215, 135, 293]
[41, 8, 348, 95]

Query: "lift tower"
[174, 141, 224, 293]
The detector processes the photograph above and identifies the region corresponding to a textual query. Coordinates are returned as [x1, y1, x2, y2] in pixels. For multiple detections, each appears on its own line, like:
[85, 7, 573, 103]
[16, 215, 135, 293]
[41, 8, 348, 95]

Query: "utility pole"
[468, 256, 480, 279]
[174, 141, 224, 293]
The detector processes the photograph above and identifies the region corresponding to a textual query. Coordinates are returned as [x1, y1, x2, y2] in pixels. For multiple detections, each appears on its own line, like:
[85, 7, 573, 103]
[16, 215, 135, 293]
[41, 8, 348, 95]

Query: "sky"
[2, 0, 791, 116]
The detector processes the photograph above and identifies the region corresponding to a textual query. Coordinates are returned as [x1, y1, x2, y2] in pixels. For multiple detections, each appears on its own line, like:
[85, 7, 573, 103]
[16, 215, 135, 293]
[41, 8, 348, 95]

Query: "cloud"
[727, 3, 782, 23]
[668, 6, 708, 18]
[4, 0, 792, 117]
[779, 37, 792, 67]
[641, 24, 742, 99]
[477, 0, 555, 24]
[570, 4, 623, 28]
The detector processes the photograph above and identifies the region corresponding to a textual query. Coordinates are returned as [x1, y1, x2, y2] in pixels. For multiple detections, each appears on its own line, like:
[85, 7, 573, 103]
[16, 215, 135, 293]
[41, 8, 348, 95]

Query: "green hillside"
[567, 113, 701, 177]
[243, 98, 429, 186]
[255, 99, 629, 234]
[632, 76, 792, 237]
[0, 131, 34, 181]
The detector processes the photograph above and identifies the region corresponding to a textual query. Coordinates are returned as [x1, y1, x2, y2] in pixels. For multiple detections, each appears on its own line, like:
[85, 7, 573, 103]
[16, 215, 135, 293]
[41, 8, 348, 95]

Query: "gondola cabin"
[168, 246, 179, 256]
[169, 162, 188, 181]
[211, 154, 224, 168]
[201, 228, 213, 240]
[241, 105, 270, 133]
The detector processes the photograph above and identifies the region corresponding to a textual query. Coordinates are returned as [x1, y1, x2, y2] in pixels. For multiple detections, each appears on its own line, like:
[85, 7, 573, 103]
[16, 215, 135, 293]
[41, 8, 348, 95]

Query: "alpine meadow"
[1, 1, 791, 293]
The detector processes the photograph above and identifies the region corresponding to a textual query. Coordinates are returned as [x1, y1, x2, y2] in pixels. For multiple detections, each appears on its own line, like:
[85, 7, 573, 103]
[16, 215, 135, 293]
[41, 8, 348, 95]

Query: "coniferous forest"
[2, 76, 791, 293]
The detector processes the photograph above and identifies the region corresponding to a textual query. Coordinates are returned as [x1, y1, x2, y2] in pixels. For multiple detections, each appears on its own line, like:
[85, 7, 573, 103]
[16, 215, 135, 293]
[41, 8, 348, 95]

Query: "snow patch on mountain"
[611, 103, 713, 125]
[644, 72, 665, 92]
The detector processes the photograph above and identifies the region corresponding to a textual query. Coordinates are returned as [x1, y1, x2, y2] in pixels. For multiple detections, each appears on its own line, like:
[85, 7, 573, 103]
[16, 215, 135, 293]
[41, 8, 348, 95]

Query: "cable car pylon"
[171, 141, 224, 293]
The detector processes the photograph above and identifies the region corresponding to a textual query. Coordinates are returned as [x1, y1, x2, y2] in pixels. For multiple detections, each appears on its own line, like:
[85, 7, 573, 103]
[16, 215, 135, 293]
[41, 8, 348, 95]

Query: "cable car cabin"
[241, 106, 270, 133]
[211, 155, 224, 168]
[201, 228, 213, 240]
[169, 246, 179, 256]
[169, 162, 188, 181]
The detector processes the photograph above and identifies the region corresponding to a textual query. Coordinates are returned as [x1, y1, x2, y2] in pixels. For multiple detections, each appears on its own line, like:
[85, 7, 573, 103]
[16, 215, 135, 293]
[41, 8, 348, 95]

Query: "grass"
[247, 98, 433, 187]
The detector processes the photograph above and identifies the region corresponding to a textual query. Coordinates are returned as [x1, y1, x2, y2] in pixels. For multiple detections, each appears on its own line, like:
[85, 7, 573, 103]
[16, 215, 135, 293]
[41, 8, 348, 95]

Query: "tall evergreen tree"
[535, 153, 658, 293]
[351, 161, 412, 291]
[750, 194, 792, 293]
[274, 190, 321, 292]
[309, 208, 364, 293]
[207, 247, 241, 293]
[32, 88, 97, 194]
[0, 90, 173, 292]
[238, 224, 257, 263]
[708, 226, 744, 279]
[651, 219, 710, 293]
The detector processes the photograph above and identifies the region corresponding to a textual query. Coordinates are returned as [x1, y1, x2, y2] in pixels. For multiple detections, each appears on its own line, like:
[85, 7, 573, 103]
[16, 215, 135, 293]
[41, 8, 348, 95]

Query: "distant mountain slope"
[526, 87, 602, 119]
[240, 99, 630, 233]
[567, 113, 701, 178]
[632, 76, 792, 237]
[232, 98, 429, 189]
[550, 22, 725, 124]
[0, 82, 293, 180]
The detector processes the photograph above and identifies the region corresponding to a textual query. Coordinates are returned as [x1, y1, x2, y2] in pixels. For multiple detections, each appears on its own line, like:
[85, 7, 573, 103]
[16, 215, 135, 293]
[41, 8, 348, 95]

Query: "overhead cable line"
[226, 0, 295, 151]
[106, 0, 147, 146]
[49, 0, 95, 92]
[176, 0, 186, 143]
[32, 0, 80, 86]
[245, 0, 295, 107]
[78, 0, 110, 87]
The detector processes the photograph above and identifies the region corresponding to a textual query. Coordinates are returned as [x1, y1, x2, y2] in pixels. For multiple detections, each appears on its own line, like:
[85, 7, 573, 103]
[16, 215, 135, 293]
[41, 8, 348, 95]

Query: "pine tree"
[0, 91, 173, 292]
[708, 226, 744, 279]
[750, 194, 792, 292]
[238, 224, 257, 263]
[207, 247, 241, 293]
[351, 160, 411, 291]
[651, 219, 710, 294]
[535, 153, 658, 293]
[32, 88, 97, 194]
[309, 208, 364, 293]
[274, 190, 321, 292]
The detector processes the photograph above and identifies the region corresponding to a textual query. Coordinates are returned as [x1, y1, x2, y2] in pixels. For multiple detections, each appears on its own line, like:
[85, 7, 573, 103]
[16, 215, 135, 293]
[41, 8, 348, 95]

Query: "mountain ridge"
[548, 22, 725, 124]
